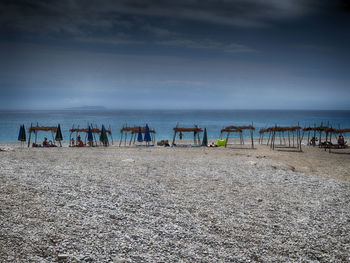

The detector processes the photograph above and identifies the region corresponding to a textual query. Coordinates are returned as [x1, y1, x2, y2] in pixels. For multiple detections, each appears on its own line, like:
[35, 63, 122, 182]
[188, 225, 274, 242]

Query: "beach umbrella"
[18, 125, 26, 142]
[144, 124, 152, 143]
[55, 124, 63, 146]
[137, 127, 143, 142]
[87, 126, 93, 142]
[100, 125, 109, 146]
[202, 128, 208, 146]
[22, 125, 26, 142]
[18, 125, 23, 141]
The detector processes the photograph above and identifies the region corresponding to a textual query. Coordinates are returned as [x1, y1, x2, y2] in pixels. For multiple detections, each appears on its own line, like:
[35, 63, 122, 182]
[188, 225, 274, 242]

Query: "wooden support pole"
[288, 130, 290, 147]
[225, 132, 230, 148]
[172, 131, 177, 145]
[251, 129, 254, 149]
[129, 133, 133, 145]
[28, 123, 32, 147]
[119, 131, 123, 146]
[267, 131, 271, 146]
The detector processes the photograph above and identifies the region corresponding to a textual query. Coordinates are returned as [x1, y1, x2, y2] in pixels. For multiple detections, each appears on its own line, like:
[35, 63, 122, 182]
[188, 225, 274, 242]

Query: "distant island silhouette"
[65, 106, 106, 110]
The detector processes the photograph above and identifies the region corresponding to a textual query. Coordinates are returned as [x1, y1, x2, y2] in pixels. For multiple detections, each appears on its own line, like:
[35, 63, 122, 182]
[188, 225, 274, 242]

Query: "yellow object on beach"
[216, 139, 226, 147]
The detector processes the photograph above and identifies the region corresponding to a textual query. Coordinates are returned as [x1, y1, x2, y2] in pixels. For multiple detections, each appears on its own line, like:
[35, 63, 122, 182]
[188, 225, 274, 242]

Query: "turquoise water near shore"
[1, 110, 350, 142]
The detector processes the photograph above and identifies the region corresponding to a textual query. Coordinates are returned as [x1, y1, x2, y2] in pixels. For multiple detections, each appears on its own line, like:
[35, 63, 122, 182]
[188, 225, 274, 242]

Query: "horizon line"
[1, 108, 350, 111]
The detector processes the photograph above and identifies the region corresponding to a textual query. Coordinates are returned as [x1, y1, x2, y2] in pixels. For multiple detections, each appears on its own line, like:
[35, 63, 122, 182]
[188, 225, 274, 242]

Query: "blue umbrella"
[88, 126, 93, 142]
[144, 124, 152, 142]
[137, 127, 143, 142]
[18, 125, 26, 142]
[18, 125, 23, 141]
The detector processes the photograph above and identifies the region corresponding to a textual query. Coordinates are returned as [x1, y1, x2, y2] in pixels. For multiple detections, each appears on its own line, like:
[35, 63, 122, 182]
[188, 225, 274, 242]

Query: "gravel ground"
[1, 146, 350, 262]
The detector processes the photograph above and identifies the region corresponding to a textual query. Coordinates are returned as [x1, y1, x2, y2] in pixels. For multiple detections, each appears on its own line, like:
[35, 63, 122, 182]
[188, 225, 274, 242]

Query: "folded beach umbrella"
[55, 124, 63, 141]
[18, 125, 26, 142]
[144, 124, 152, 142]
[202, 128, 208, 147]
[18, 125, 23, 141]
[55, 124, 63, 146]
[100, 125, 109, 146]
[87, 126, 93, 142]
[22, 125, 26, 142]
[137, 127, 143, 142]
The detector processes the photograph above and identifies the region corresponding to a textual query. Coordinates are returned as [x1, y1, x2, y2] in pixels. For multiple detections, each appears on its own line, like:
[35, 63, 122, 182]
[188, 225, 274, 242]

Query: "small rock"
[58, 254, 69, 260]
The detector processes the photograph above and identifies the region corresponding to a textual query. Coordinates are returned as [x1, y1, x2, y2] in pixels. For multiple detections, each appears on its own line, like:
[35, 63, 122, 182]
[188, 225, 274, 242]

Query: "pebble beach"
[1, 143, 350, 262]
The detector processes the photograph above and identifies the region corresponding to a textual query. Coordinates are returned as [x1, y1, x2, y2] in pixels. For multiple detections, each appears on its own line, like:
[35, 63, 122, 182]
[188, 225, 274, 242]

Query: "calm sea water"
[1, 110, 350, 142]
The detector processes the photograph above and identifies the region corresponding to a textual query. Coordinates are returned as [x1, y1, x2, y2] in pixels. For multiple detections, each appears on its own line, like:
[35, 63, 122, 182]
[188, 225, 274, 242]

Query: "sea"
[1, 110, 350, 142]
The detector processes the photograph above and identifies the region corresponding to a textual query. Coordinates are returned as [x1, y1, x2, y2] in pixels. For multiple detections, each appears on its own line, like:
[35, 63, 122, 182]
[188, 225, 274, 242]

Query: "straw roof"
[173, 127, 203, 133]
[225, 125, 255, 130]
[259, 126, 301, 133]
[324, 128, 350, 134]
[29, 126, 57, 133]
[69, 128, 112, 135]
[120, 126, 156, 134]
[220, 128, 242, 133]
[303, 126, 328, 132]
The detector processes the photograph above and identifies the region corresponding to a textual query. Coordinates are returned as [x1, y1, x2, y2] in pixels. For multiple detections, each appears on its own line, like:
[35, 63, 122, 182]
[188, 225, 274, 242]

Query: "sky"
[0, 0, 349, 110]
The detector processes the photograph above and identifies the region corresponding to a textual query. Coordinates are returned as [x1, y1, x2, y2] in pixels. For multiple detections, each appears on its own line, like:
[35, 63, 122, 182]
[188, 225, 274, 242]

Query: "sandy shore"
[1, 142, 350, 262]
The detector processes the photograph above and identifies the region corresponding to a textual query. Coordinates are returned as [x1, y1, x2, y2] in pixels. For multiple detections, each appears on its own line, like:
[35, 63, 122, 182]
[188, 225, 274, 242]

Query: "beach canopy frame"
[220, 125, 255, 149]
[303, 124, 329, 147]
[119, 125, 156, 146]
[172, 125, 203, 146]
[27, 123, 59, 147]
[322, 127, 350, 153]
[69, 124, 113, 146]
[260, 125, 301, 148]
[265, 125, 302, 151]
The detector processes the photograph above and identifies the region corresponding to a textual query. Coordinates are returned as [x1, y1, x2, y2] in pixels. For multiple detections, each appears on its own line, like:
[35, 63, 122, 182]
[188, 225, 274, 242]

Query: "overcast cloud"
[0, 0, 349, 109]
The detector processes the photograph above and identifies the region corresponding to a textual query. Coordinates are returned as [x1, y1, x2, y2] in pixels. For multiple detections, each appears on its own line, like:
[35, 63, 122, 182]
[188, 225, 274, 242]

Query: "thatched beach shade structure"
[268, 125, 302, 151]
[220, 125, 255, 148]
[69, 125, 113, 146]
[172, 125, 203, 146]
[27, 123, 58, 147]
[323, 128, 350, 152]
[260, 126, 301, 148]
[119, 125, 156, 146]
[259, 127, 274, 145]
[302, 124, 329, 146]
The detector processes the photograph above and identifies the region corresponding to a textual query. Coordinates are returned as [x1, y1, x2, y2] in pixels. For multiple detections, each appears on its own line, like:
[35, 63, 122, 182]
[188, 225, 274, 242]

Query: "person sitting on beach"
[48, 140, 56, 147]
[77, 135, 84, 147]
[338, 135, 345, 148]
[43, 137, 48, 147]
[310, 137, 317, 146]
[71, 138, 75, 147]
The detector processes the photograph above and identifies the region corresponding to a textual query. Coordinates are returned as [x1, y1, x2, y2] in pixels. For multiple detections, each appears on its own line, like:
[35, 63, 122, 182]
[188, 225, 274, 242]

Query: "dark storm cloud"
[0, 0, 342, 38]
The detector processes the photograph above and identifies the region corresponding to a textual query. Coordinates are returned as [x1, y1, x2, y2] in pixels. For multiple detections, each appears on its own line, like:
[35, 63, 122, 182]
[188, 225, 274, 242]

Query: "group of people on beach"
[310, 135, 347, 148]
[70, 135, 85, 147]
[32, 137, 57, 147]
